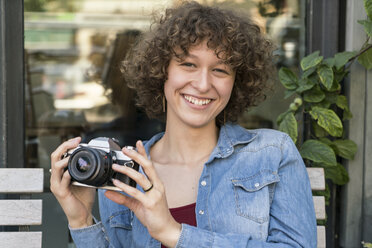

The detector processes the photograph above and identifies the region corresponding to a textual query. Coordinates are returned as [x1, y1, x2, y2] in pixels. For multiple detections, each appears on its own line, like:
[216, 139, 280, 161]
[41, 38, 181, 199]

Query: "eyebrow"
[185, 52, 227, 65]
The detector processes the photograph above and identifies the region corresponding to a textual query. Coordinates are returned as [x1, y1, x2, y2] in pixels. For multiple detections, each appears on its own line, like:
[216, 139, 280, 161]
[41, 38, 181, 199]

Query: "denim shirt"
[70, 123, 317, 247]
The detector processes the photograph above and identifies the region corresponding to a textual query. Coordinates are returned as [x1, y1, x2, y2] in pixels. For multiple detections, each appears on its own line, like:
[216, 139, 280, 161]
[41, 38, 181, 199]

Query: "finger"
[136, 140, 148, 158]
[122, 143, 158, 183]
[51, 157, 69, 180]
[112, 178, 147, 203]
[51, 170, 72, 199]
[104, 190, 139, 210]
[51, 137, 81, 165]
[112, 164, 152, 191]
[60, 170, 72, 189]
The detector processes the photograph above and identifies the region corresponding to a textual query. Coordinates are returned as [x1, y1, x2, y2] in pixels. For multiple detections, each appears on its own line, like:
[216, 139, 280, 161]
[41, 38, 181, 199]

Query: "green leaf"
[336, 95, 348, 110]
[364, 0, 372, 20]
[300, 139, 337, 166]
[309, 107, 343, 137]
[362, 241, 372, 248]
[317, 65, 334, 90]
[324, 163, 349, 185]
[276, 110, 290, 125]
[334, 70, 348, 83]
[334, 51, 357, 70]
[332, 139, 358, 160]
[319, 137, 333, 146]
[313, 122, 329, 138]
[313, 99, 331, 109]
[301, 51, 323, 71]
[296, 78, 315, 93]
[279, 112, 298, 143]
[325, 92, 339, 104]
[326, 80, 341, 92]
[357, 20, 372, 39]
[279, 67, 298, 90]
[302, 66, 317, 78]
[324, 58, 335, 67]
[303, 85, 326, 103]
[284, 89, 296, 99]
[343, 108, 353, 121]
[358, 45, 372, 69]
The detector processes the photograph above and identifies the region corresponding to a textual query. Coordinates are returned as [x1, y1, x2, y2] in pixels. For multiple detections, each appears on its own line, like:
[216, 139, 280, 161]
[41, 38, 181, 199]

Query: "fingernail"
[123, 147, 132, 152]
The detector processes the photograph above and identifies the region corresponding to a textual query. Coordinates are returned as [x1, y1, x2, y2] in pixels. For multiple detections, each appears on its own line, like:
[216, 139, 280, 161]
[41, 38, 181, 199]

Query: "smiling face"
[164, 41, 235, 129]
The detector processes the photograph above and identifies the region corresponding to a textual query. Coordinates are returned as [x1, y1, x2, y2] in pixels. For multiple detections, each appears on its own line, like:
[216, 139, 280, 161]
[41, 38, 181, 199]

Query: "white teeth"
[184, 95, 211, 106]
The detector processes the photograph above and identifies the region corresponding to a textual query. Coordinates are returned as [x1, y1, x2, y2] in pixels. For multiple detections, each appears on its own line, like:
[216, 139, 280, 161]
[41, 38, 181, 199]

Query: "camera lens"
[76, 157, 92, 172]
[67, 147, 112, 186]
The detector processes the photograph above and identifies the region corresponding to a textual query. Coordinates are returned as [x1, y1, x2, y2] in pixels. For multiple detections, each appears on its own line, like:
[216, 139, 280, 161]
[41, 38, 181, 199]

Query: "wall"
[340, 0, 372, 246]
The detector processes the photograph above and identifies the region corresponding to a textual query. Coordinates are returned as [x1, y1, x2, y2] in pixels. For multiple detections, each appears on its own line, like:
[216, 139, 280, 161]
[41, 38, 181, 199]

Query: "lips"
[183, 94, 212, 106]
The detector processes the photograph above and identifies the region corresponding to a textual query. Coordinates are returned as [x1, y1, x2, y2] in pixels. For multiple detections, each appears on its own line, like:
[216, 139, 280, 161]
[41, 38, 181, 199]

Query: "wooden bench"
[307, 167, 326, 248]
[0, 168, 324, 247]
[0, 168, 44, 248]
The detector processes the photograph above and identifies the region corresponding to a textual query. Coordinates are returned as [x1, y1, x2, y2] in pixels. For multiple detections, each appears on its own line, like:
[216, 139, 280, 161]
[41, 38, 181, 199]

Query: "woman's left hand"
[104, 140, 181, 247]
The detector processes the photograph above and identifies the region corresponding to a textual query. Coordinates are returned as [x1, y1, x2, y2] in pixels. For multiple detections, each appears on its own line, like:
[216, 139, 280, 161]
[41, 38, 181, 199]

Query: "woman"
[50, 1, 317, 247]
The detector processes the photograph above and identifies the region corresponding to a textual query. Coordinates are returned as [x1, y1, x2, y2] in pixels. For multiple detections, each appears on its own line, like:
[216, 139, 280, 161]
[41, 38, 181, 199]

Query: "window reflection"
[25, 0, 304, 170]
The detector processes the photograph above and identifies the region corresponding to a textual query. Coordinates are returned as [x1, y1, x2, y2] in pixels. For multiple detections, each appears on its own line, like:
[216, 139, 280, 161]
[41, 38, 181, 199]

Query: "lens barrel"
[68, 147, 111, 186]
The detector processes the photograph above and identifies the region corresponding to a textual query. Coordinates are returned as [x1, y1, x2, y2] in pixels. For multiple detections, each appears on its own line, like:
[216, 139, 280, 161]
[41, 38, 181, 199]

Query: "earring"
[162, 95, 166, 112]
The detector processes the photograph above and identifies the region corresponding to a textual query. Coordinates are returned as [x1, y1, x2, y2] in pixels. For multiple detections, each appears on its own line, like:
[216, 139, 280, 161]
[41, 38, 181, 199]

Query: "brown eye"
[213, 68, 229, 75]
[180, 62, 196, 67]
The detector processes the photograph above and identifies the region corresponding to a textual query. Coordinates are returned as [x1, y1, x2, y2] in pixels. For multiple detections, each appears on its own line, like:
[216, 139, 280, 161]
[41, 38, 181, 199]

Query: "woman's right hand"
[50, 137, 96, 229]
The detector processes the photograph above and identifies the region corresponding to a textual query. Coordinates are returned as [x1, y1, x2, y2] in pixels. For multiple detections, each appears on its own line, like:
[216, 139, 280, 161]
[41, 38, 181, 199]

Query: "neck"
[152, 119, 219, 166]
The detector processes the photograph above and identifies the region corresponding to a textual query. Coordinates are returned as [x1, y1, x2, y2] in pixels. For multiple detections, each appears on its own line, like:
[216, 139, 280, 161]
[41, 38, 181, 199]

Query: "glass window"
[24, 0, 305, 246]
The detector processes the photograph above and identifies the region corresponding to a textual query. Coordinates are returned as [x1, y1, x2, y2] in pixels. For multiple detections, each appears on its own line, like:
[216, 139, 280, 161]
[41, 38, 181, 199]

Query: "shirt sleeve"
[69, 218, 110, 248]
[176, 134, 317, 248]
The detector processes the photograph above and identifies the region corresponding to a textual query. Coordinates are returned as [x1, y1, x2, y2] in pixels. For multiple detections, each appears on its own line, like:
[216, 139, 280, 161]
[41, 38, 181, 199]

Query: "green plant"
[362, 241, 372, 248]
[276, 0, 372, 198]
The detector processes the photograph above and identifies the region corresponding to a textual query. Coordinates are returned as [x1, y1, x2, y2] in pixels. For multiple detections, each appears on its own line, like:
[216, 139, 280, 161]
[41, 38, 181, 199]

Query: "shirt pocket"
[231, 169, 279, 224]
[109, 209, 133, 230]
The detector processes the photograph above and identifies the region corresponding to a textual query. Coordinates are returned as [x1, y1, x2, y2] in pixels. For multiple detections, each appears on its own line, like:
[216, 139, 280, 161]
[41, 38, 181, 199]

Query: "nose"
[191, 69, 212, 93]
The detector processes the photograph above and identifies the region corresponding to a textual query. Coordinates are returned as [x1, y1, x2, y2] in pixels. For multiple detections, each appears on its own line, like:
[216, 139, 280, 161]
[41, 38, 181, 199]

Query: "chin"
[183, 117, 216, 129]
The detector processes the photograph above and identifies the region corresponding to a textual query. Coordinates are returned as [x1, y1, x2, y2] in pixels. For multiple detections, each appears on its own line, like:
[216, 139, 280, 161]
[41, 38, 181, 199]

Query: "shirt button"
[201, 181, 207, 186]
[254, 183, 260, 188]
[198, 210, 204, 215]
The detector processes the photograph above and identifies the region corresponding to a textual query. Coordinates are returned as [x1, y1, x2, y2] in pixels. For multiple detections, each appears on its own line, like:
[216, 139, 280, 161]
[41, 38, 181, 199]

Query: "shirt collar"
[208, 123, 257, 161]
[143, 123, 257, 161]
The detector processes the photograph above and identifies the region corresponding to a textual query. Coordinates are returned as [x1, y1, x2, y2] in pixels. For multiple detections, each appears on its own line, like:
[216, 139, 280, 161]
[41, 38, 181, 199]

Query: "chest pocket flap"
[232, 170, 279, 191]
[109, 209, 133, 230]
[231, 170, 280, 223]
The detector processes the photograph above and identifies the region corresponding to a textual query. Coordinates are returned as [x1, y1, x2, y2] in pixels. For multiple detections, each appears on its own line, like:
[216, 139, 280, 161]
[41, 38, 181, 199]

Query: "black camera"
[64, 137, 139, 191]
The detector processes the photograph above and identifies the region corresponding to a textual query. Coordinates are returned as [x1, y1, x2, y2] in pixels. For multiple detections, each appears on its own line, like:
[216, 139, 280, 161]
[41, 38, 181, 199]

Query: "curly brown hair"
[122, 1, 275, 125]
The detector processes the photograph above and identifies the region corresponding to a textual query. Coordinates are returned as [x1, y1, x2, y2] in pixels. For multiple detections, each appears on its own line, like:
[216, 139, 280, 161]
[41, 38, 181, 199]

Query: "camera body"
[65, 137, 139, 191]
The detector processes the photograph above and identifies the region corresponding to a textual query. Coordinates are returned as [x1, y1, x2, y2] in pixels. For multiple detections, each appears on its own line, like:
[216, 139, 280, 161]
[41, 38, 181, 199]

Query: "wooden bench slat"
[0, 169, 43, 193]
[0, 200, 42, 225]
[307, 168, 326, 191]
[317, 226, 326, 248]
[0, 232, 42, 248]
[313, 196, 326, 220]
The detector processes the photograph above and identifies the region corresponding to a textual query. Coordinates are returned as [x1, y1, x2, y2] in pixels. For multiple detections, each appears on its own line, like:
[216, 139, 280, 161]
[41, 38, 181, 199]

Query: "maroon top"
[161, 203, 196, 248]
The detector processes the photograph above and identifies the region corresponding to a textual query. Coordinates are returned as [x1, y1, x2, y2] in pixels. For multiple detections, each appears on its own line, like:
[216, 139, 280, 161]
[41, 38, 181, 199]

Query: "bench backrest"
[307, 167, 326, 248]
[0, 168, 325, 247]
[0, 168, 43, 248]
